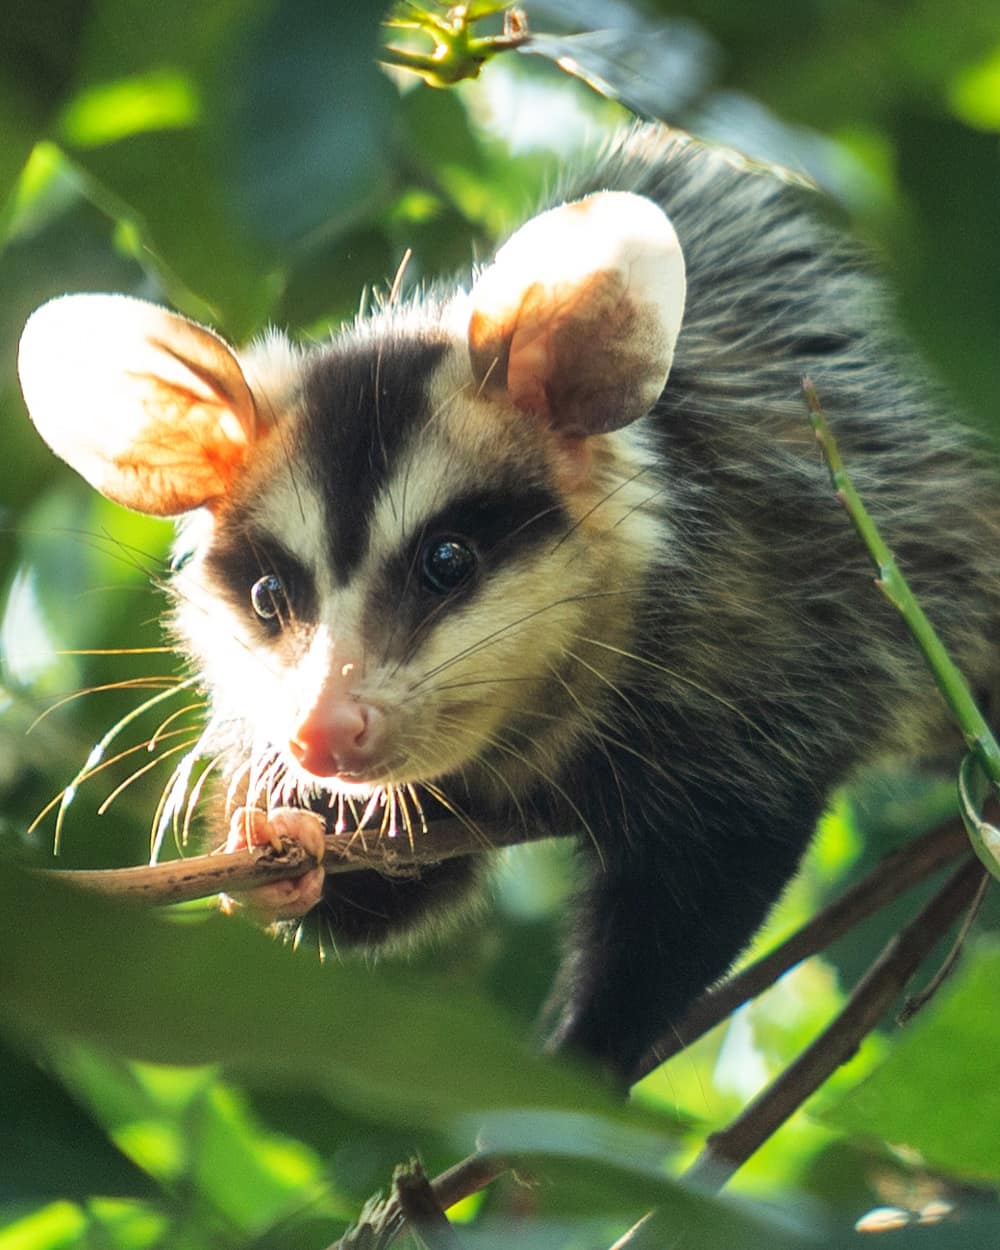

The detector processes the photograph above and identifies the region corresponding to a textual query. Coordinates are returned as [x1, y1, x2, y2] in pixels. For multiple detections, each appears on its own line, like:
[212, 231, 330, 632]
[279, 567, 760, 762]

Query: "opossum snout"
[289, 701, 381, 780]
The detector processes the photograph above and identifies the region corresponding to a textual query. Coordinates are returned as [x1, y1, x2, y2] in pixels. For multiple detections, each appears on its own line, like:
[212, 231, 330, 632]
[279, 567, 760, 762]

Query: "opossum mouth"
[289, 779, 398, 833]
[292, 777, 451, 836]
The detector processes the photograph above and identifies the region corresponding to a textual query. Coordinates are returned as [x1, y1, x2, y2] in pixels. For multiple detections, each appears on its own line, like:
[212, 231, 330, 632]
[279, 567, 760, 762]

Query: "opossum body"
[19, 127, 1000, 1080]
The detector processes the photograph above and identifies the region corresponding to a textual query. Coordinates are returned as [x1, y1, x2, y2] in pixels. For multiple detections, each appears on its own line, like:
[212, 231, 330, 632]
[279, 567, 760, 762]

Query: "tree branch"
[630, 815, 970, 1083]
[393, 1160, 466, 1250]
[685, 856, 986, 1191]
[328, 1154, 510, 1250]
[897, 866, 991, 1025]
[41, 819, 550, 906]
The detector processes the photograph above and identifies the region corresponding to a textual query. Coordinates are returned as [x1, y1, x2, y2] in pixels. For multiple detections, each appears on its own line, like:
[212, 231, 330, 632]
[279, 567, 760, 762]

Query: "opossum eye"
[250, 573, 288, 623]
[420, 536, 477, 595]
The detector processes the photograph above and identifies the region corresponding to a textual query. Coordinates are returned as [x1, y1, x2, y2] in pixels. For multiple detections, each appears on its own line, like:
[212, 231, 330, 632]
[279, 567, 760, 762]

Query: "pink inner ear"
[468, 190, 686, 439]
[474, 268, 664, 438]
[107, 381, 255, 516]
[497, 282, 557, 419]
[508, 269, 654, 437]
[18, 293, 260, 518]
[468, 309, 512, 396]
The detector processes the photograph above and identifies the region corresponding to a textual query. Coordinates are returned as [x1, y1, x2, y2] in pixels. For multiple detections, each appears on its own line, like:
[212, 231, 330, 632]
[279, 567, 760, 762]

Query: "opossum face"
[171, 331, 667, 808]
[18, 192, 686, 813]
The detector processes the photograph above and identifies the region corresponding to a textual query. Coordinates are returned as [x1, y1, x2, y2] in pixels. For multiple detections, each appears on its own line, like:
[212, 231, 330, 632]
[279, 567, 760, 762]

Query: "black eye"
[170, 548, 194, 574]
[420, 536, 477, 594]
[250, 573, 288, 623]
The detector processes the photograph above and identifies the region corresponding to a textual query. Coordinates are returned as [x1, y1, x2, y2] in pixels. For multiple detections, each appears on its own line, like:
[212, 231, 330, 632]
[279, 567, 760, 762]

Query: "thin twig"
[897, 869, 991, 1025]
[329, 1154, 510, 1250]
[685, 856, 986, 1191]
[631, 815, 969, 1082]
[40, 819, 550, 906]
[394, 1161, 465, 1250]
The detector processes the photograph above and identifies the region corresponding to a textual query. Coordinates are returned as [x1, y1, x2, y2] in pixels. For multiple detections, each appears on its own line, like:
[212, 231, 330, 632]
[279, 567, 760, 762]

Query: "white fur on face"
[171, 336, 675, 805]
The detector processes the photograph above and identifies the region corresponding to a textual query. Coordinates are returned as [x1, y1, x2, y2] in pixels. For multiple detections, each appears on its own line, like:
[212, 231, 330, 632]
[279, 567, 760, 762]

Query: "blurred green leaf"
[823, 943, 1000, 1182]
[662, 0, 1000, 128]
[461, 1153, 820, 1249]
[65, 131, 276, 338]
[888, 113, 1000, 430]
[0, 864, 631, 1132]
[522, 14, 718, 121]
[0, 1037, 153, 1204]
[950, 44, 1000, 131]
[0, 1, 90, 215]
[214, 0, 394, 250]
[59, 71, 200, 148]
[34, 0, 398, 335]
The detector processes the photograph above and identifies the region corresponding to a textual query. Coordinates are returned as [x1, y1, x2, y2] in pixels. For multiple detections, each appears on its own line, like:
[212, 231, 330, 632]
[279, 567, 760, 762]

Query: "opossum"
[18, 126, 1000, 1082]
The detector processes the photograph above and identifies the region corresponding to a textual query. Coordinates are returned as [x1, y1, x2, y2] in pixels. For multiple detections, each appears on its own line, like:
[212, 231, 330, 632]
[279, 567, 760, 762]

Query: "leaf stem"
[381, 3, 529, 87]
[804, 378, 1000, 880]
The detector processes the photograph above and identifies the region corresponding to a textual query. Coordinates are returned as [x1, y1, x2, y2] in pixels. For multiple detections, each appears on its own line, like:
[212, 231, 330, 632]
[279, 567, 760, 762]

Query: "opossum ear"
[468, 191, 686, 437]
[18, 294, 259, 516]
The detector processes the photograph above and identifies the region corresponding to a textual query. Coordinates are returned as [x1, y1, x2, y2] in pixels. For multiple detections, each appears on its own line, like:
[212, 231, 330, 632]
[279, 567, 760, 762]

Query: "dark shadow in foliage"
[0, 1035, 154, 1204]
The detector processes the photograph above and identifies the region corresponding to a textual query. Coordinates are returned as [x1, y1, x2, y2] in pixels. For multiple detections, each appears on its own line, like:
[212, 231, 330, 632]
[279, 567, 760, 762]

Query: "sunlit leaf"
[58, 71, 200, 148]
[0, 863, 631, 1133]
[823, 944, 1000, 1182]
[0, 1037, 153, 1203]
[950, 43, 1000, 131]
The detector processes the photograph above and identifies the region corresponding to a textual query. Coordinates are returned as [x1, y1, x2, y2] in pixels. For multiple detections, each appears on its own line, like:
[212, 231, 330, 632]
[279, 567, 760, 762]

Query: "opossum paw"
[221, 806, 327, 920]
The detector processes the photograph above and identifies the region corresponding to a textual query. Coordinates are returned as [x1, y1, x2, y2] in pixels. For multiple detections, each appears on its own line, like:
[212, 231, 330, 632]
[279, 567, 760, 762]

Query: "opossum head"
[18, 192, 685, 818]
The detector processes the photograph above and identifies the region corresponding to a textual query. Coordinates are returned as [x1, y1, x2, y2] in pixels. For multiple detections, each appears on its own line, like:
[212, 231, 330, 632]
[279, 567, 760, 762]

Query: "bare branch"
[685, 856, 987, 1190]
[394, 1160, 466, 1250]
[41, 819, 550, 906]
[631, 815, 970, 1082]
[897, 867, 991, 1025]
[328, 1154, 510, 1250]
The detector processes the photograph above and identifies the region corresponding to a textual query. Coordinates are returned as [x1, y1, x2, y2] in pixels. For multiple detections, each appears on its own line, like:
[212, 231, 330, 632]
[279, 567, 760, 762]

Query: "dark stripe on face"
[299, 332, 449, 583]
[202, 528, 317, 636]
[365, 483, 569, 658]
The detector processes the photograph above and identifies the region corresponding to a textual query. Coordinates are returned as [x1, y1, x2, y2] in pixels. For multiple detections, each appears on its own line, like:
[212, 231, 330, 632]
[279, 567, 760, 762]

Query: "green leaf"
[65, 130, 275, 339]
[958, 753, 1000, 877]
[522, 17, 718, 122]
[0, 1036, 153, 1203]
[670, 0, 1000, 128]
[0, 1, 90, 215]
[823, 943, 1000, 1182]
[0, 864, 630, 1134]
[888, 113, 1000, 432]
[213, 0, 395, 250]
[456, 1154, 819, 1249]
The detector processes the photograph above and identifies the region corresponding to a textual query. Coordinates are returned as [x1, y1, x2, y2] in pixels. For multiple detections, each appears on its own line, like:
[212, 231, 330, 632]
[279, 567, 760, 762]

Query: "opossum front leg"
[547, 787, 823, 1082]
[223, 806, 327, 920]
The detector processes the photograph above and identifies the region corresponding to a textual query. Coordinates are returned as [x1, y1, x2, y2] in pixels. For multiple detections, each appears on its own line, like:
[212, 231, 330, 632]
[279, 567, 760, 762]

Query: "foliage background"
[2, 2, 1000, 1246]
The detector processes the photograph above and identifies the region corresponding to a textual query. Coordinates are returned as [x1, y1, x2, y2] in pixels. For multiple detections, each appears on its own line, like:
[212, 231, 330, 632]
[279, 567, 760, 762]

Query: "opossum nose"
[289, 702, 376, 778]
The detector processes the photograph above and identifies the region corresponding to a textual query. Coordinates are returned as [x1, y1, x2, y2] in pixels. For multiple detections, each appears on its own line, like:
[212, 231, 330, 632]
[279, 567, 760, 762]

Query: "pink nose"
[289, 702, 373, 778]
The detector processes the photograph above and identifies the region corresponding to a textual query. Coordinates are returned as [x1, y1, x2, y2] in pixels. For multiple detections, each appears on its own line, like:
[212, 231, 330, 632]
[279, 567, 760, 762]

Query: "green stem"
[380, 4, 529, 87]
[803, 379, 1000, 878]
